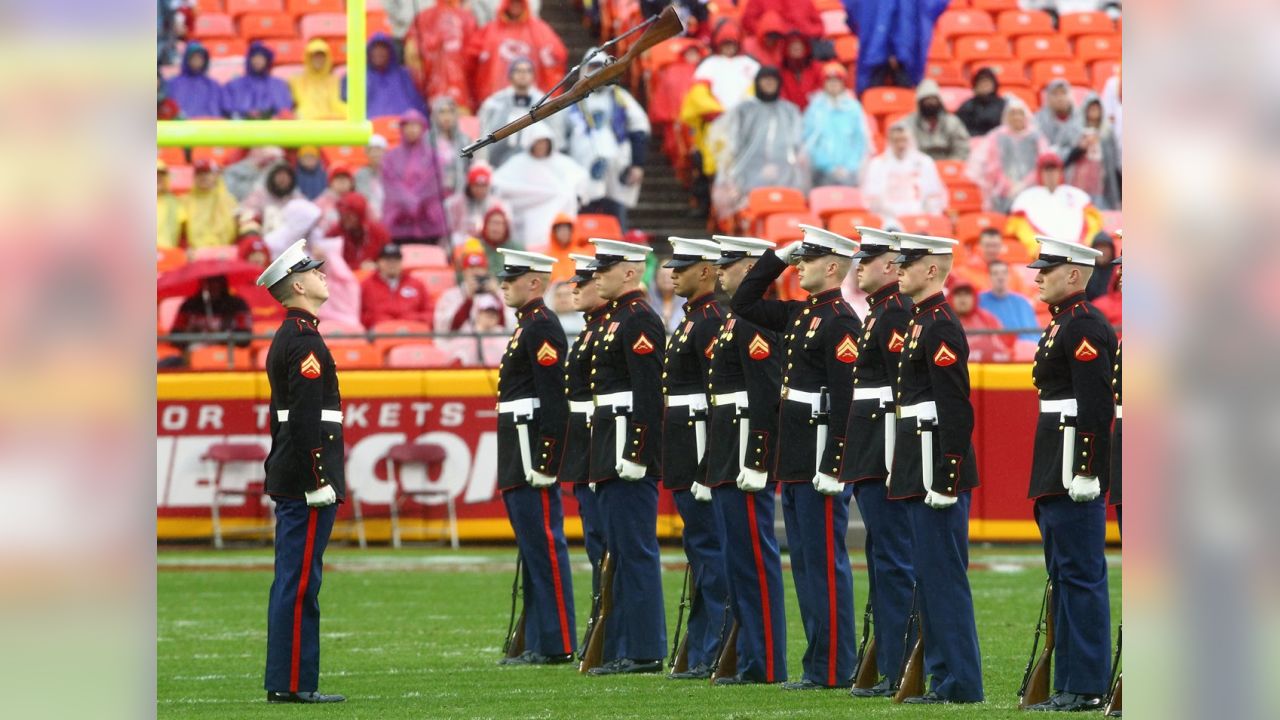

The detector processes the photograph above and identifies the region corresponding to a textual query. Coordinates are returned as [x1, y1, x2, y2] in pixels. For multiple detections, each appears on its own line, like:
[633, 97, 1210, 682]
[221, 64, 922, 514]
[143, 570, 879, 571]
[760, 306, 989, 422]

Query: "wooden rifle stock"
[892, 588, 924, 703]
[505, 611, 526, 659]
[669, 564, 693, 673]
[852, 600, 879, 689]
[1019, 579, 1056, 709]
[459, 6, 684, 157]
[710, 620, 740, 682]
[1104, 624, 1122, 715]
[578, 551, 615, 673]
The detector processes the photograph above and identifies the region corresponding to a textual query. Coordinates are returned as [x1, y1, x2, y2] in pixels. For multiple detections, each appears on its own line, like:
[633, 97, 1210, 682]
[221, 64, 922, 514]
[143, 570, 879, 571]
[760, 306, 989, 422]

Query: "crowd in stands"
[158, 0, 1123, 369]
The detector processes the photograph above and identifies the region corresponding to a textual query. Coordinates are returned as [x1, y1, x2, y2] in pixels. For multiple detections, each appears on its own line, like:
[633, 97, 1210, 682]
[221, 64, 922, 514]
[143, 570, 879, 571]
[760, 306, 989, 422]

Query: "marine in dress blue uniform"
[888, 232, 984, 704]
[258, 240, 346, 704]
[731, 225, 862, 690]
[660, 237, 730, 680]
[585, 238, 668, 675]
[1109, 253, 1122, 535]
[1023, 237, 1117, 712]
[706, 235, 789, 686]
[493, 249, 577, 666]
[842, 228, 917, 698]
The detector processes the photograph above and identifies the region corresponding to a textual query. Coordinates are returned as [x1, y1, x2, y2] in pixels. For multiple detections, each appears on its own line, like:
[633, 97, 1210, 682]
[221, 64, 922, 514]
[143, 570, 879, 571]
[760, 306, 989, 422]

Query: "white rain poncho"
[491, 122, 588, 252]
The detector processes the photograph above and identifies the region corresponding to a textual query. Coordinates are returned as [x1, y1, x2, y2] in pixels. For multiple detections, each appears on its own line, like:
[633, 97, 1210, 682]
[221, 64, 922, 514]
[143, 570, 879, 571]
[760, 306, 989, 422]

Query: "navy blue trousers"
[904, 493, 984, 702]
[852, 481, 915, 684]
[711, 484, 788, 683]
[573, 483, 606, 597]
[1036, 495, 1111, 695]
[502, 484, 576, 657]
[781, 482, 857, 687]
[265, 499, 337, 693]
[597, 477, 667, 661]
[672, 489, 730, 669]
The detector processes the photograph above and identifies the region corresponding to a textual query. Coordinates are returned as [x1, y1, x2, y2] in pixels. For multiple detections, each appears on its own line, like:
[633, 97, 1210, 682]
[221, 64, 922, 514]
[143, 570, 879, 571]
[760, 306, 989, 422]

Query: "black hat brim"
[496, 267, 531, 280]
[664, 257, 709, 269]
[570, 271, 595, 283]
[852, 246, 891, 260]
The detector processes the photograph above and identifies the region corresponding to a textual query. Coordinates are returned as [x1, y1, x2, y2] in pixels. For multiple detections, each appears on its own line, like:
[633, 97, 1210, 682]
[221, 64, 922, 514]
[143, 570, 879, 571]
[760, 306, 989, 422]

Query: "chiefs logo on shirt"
[748, 333, 770, 360]
[536, 341, 559, 366]
[835, 334, 858, 363]
[1074, 338, 1099, 362]
[632, 333, 655, 355]
[887, 329, 906, 353]
[300, 352, 322, 379]
[933, 343, 958, 367]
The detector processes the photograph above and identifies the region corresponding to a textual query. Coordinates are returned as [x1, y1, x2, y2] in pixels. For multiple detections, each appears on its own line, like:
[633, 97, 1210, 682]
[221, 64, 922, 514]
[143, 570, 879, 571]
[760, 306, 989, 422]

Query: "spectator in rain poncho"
[342, 34, 428, 119]
[474, 57, 568, 170]
[1006, 153, 1104, 253]
[224, 41, 295, 119]
[1035, 79, 1084, 162]
[381, 109, 450, 244]
[241, 162, 303, 235]
[491, 122, 587, 252]
[289, 38, 347, 120]
[955, 67, 1006, 137]
[329, 191, 392, 271]
[860, 121, 947, 223]
[405, 0, 480, 112]
[903, 78, 970, 162]
[165, 42, 227, 118]
[969, 96, 1051, 214]
[431, 96, 474, 197]
[182, 160, 238, 249]
[778, 32, 824, 111]
[848, 0, 948, 95]
[444, 162, 509, 251]
[465, 0, 567, 109]
[1066, 94, 1121, 211]
[355, 134, 388, 220]
[692, 18, 760, 113]
[157, 161, 186, 248]
[567, 47, 651, 230]
[222, 146, 285, 202]
[712, 66, 808, 224]
[264, 198, 363, 331]
[294, 146, 328, 201]
[803, 62, 873, 187]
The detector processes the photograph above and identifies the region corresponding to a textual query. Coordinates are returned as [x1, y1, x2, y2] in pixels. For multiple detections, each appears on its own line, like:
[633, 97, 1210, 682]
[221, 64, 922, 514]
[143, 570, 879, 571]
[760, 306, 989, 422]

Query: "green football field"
[157, 545, 1121, 719]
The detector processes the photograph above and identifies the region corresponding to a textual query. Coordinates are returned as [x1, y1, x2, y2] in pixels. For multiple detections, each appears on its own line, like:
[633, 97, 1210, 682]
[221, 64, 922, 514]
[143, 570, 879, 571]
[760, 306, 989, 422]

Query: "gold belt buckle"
[780, 387, 790, 400]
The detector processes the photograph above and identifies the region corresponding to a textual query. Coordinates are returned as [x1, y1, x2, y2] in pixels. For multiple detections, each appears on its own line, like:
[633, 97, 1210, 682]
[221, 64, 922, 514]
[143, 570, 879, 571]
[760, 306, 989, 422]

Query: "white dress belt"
[1039, 398, 1078, 418]
[666, 393, 709, 411]
[1114, 405, 1122, 420]
[568, 400, 594, 414]
[594, 391, 633, 410]
[780, 385, 821, 408]
[497, 398, 541, 415]
[897, 401, 937, 422]
[853, 386, 894, 403]
[711, 391, 749, 408]
[277, 409, 344, 423]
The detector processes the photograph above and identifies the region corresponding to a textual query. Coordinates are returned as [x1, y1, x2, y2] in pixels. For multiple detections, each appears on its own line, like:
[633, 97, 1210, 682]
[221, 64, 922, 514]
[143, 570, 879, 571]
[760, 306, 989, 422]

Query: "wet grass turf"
[157, 545, 1120, 719]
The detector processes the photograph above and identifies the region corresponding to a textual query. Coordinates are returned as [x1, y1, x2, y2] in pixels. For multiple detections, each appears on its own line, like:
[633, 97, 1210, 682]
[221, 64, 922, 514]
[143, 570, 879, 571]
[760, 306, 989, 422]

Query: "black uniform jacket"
[264, 308, 345, 500]
[661, 294, 722, 490]
[731, 251, 862, 483]
[840, 282, 914, 484]
[1028, 292, 1117, 499]
[704, 306, 782, 488]
[888, 291, 980, 499]
[496, 298, 569, 491]
[588, 290, 666, 482]
[1110, 341, 1122, 506]
[560, 303, 609, 484]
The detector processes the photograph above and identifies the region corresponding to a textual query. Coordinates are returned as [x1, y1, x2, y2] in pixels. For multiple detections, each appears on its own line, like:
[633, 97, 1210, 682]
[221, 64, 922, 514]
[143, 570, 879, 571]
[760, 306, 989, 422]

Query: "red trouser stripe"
[746, 495, 775, 682]
[541, 489, 573, 654]
[290, 509, 319, 693]
[825, 496, 838, 687]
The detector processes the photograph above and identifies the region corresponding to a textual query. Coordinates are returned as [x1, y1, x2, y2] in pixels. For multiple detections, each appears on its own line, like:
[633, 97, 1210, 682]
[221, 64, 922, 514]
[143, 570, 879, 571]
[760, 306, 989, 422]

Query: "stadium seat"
[288, 0, 343, 15]
[834, 35, 860, 66]
[157, 246, 188, 275]
[157, 146, 186, 166]
[167, 164, 195, 194]
[1003, 238, 1031, 264]
[1091, 59, 1120, 91]
[936, 9, 996, 41]
[898, 214, 953, 237]
[762, 212, 820, 243]
[250, 320, 277, 352]
[202, 36, 249, 57]
[574, 213, 624, 242]
[1058, 11, 1115, 40]
[299, 12, 347, 40]
[321, 145, 368, 167]
[191, 146, 245, 168]
[927, 33, 952, 62]
[813, 0, 845, 11]
[1015, 35, 1073, 62]
[409, 268, 458, 301]
[1012, 339, 1039, 362]
[157, 296, 185, 333]
[399, 244, 448, 270]
[925, 61, 967, 87]
[861, 87, 917, 118]
[189, 345, 253, 370]
[955, 212, 1008, 243]
[366, 9, 392, 36]
[1030, 60, 1090, 91]
[947, 183, 984, 214]
[371, 320, 434, 355]
[226, 0, 283, 18]
[203, 441, 271, 548]
[207, 56, 244, 84]
[953, 36, 1014, 68]
[331, 343, 384, 370]
[191, 246, 239, 262]
[378, 441, 459, 549]
[1100, 210, 1123, 233]
[935, 159, 968, 186]
[937, 85, 973, 112]
[192, 13, 236, 39]
[820, 9, 850, 38]
[971, 0, 1019, 12]
[972, 58, 1028, 86]
[808, 186, 864, 220]
[826, 209, 883, 236]
[239, 12, 298, 40]
[370, 116, 401, 145]
[266, 37, 307, 64]
[385, 343, 463, 369]
[1004, 86, 1039, 111]
[271, 63, 304, 80]
[195, 0, 226, 13]
[996, 10, 1055, 40]
[1074, 34, 1122, 65]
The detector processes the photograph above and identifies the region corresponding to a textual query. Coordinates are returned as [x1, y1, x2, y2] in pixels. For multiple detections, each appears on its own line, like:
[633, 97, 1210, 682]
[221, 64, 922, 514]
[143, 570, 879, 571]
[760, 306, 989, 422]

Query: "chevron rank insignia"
[1074, 338, 1099, 362]
[888, 329, 906, 353]
[632, 333, 655, 355]
[748, 333, 770, 360]
[536, 341, 559, 366]
[835, 334, 858, 363]
[300, 352, 322, 379]
[933, 342, 958, 367]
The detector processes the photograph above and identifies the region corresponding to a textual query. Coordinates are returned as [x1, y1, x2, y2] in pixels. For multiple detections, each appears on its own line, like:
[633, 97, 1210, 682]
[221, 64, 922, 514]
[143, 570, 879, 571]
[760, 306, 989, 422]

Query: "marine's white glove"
[812, 472, 844, 496]
[1068, 475, 1101, 502]
[775, 240, 804, 264]
[528, 470, 558, 488]
[924, 489, 958, 509]
[691, 482, 713, 502]
[305, 484, 337, 507]
[617, 458, 647, 481]
[588, 482, 598, 493]
[736, 466, 768, 492]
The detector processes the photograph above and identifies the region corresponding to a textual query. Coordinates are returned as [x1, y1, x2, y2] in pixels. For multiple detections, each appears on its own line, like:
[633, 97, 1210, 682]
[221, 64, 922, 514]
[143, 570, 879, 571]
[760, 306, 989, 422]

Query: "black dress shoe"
[498, 651, 573, 666]
[587, 658, 662, 675]
[1026, 692, 1105, 712]
[781, 679, 830, 690]
[903, 691, 946, 704]
[668, 663, 712, 680]
[266, 691, 346, 704]
[850, 678, 895, 697]
[713, 674, 770, 686]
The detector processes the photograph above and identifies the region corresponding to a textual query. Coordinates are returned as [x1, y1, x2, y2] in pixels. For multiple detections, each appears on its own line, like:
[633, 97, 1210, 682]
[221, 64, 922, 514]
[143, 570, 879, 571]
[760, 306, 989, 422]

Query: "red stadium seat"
[897, 214, 953, 237]
[1004, 86, 1040, 112]
[267, 37, 308, 64]
[239, 12, 298, 40]
[937, 85, 973, 112]
[762, 212, 821, 243]
[366, 9, 392, 36]
[385, 343, 463, 369]
[1091, 59, 1120, 91]
[157, 146, 186, 166]
[195, 0, 226, 12]
[1074, 34, 1122, 65]
[936, 159, 968, 186]
[946, 183, 984, 214]
[1015, 35, 1073, 62]
[827, 209, 884, 235]
[861, 87, 917, 118]
[202, 36, 249, 57]
[927, 33, 952, 62]
[371, 116, 401, 145]
[287, 0, 344, 16]
[409, 268, 458, 301]
[191, 146, 245, 168]
[742, 187, 808, 230]
[936, 9, 996, 41]
[399, 244, 449, 270]
[189, 346, 253, 370]
[834, 35, 860, 65]
[299, 12, 348, 40]
[156, 247, 188, 277]
[371, 320, 434, 355]
[194, 246, 241, 261]
[953, 36, 1014, 68]
[1058, 11, 1115, 41]
[955, 212, 1008, 244]
[971, 58, 1028, 86]
[971, 0, 1019, 10]
[996, 10, 1056, 39]
[192, 13, 236, 39]
[821, 9, 851, 38]
[1003, 239, 1031, 264]
[226, 0, 283, 18]
[925, 61, 967, 87]
[1030, 60, 1090, 91]
[574, 213, 624, 242]
[808, 186, 864, 220]
[321, 145, 368, 168]
[330, 343, 384, 370]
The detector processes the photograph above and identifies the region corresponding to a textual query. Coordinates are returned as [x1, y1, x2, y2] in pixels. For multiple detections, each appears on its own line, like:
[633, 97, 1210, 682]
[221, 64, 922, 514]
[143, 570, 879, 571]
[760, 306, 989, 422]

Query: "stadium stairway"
[540, 4, 706, 247]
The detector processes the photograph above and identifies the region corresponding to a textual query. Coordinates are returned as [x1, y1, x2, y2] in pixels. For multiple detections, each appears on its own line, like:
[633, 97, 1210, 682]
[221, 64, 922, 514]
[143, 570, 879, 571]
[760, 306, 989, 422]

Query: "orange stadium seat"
[936, 9, 996, 41]
[331, 343, 385, 370]
[1015, 35, 1073, 62]
[574, 213, 624, 241]
[299, 12, 348, 40]
[207, 56, 245, 84]
[946, 183, 984, 214]
[203, 36, 249, 57]
[366, 10, 392, 36]
[189, 346, 253, 371]
[813, 0, 845, 11]
[1091, 59, 1120, 91]
[927, 33, 952, 62]
[321, 145, 368, 167]
[157, 146, 186, 166]
[972, 58, 1028, 86]
[861, 87, 916, 118]
[267, 37, 308, 64]
[399, 244, 449, 270]
[226, 0, 283, 18]
[955, 212, 1008, 244]
[937, 85, 972, 112]
[827, 209, 883, 235]
[1074, 35, 1122, 64]
[191, 146, 244, 167]
[371, 116, 401, 145]
[898, 214, 953, 237]
[1003, 239, 1031, 264]
[1058, 11, 1115, 40]
[288, 0, 344, 16]
[410, 268, 458, 301]
[743, 187, 808, 227]
[1004, 86, 1040, 111]
[971, 0, 1019, 12]
[834, 35, 860, 65]
[1030, 60, 1090, 91]
[371, 320, 433, 355]
[239, 12, 298, 40]
[953, 36, 1013, 68]
[996, 10, 1055, 39]
[936, 159, 968, 186]
[925, 61, 966, 87]
[193, 13, 236, 39]
[167, 164, 195, 194]
[762, 212, 820, 243]
[195, 0, 226, 12]
[385, 343, 462, 369]
[250, 320, 277, 352]
[809, 186, 864, 220]
[1100, 210, 1123, 233]
[157, 246, 188, 274]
